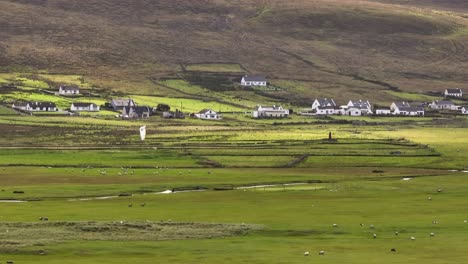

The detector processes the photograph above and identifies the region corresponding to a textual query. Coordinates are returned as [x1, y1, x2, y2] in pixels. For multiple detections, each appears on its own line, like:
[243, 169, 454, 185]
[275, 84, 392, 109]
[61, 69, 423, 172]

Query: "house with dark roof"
[58, 85, 80, 95]
[345, 100, 373, 115]
[28, 102, 57, 112]
[429, 100, 458, 110]
[390, 101, 411, 111]
[312, 98, 337, 110]
[310, 98, 343, 115]
[122, 105, 151, 119]
[111, 98, 135, 111]
[15, 102, 57, 112]
[71, 102, 100, 112]
[241, 75, 267, 86]
[253, 105, 289, 118]
[444, 88, 463, 97]
[195, 109, 222, 120]
[393, 104, 425, 116]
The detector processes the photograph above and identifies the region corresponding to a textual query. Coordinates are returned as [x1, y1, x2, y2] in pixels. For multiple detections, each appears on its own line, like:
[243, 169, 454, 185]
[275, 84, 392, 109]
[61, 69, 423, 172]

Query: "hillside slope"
[0, 0, 467, 103]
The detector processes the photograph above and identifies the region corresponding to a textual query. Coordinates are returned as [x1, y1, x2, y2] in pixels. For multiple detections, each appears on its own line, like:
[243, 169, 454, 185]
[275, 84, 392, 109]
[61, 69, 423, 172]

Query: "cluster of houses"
[8, 81, 468, 120]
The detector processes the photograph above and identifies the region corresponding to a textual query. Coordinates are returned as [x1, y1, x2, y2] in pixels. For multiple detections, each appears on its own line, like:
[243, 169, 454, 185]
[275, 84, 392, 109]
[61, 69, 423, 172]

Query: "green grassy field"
[1, 75, 468, 263]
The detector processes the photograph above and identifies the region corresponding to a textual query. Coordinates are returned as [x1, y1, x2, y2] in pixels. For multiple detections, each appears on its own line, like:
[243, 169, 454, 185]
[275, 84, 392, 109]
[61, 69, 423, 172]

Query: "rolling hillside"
[0, 0, 467, 104]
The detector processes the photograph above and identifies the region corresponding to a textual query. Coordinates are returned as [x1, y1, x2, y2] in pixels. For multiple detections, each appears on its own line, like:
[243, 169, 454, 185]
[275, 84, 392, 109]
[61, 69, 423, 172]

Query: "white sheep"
[410, 236, 416, 240]
[332, 224, 338, 227]
[319, 250, 325, 255]
[430, 232, 435, 237]
[304, 252, 309, 256]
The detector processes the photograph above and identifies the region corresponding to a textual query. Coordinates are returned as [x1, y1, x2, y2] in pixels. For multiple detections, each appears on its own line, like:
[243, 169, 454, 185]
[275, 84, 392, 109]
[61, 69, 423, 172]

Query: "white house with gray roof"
[111, 98, 135, 111]
[391, 102, 425, 116]
[71, 102, 100, 112]
[241, 75, 267, 86]
[429, 100, 458, 110]
[253, 105, 289, 118]
[311, 98, 343, 115]
[58, 85, 80, 95]
[13, 102, 57, 112]
[195, 109, 222, 120]
[444, 88, 463, 97]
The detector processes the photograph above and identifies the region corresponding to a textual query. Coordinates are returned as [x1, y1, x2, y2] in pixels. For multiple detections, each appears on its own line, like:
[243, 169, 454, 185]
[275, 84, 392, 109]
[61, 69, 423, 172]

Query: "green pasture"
[0, 171, 467, 263]
[38, 74, 91, 88]
[0, 104, 467, 263]
[0, 106, 18, 115]
[0, 91, 72, 109]
[131, 94, 245, 113]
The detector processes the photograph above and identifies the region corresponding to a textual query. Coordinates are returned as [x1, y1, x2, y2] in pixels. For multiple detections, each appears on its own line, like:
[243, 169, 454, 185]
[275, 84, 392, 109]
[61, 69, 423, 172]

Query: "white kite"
[139, 125, 146, 141]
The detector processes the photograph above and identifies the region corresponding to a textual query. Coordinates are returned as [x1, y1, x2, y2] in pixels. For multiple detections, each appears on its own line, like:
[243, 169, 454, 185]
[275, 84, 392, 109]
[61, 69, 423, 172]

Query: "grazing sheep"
[395, 231, 399, 236]
[369, 224, 375, 229]
[432, 220, 439, 224]
[332, 224, 338, 227]
[38, 250, 46, 255]
[373, 234, 377, 239]
[391, 248, 396, 252]
[319, 250, 325, 255]
[428, 197, 432, 200]
[437, 189, 443, 193]
[464, 220, 467, 223]
[140, 203, 146, 207]
[360, 223, 364, 227]
[304, 251, 309, 256]
[410, 236, 416, 240]
[430, 232, 435, 237]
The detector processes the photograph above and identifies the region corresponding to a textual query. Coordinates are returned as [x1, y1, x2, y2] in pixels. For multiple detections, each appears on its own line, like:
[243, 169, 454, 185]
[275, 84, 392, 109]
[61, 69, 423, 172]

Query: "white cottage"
[311, 98, 342, 115]
[390, 101, 411, 111]
[429, 100, 458, 110]
[195, 109, 222, 120]
[345, 100, 373, 115]
[444, 88, 463, 97]
[241, 75, 267, 86]
[16, 102, 58, 112]
[71, 102, 100, 112]
[394, 105, 425, 116]
[58, 85, 80, 95]
[253, 105, 289, 118]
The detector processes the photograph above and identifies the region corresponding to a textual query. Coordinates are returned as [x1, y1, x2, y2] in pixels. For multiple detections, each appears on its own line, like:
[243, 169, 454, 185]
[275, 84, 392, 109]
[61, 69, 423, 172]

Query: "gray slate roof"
[72, 102, 96, 107]
[434, 100, 454, 105]
[350, 100, 371, 108]
[243, 75, 267, 82]
[112, 98, 135, 107]
[29, 102, 56, 108]
[316, 98, 336, 107]
[446, 88, 462, 94]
